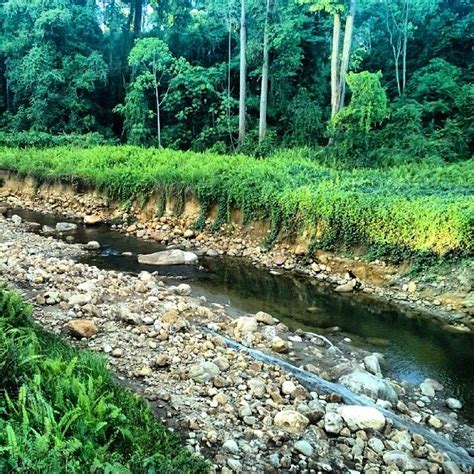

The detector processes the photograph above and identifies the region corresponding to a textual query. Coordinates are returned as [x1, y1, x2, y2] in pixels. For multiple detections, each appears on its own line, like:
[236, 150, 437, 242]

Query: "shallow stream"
[8, 207, 474, 421]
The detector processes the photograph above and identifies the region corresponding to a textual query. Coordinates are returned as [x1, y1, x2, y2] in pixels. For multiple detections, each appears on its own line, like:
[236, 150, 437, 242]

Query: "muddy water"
[7, 207, 474, 421]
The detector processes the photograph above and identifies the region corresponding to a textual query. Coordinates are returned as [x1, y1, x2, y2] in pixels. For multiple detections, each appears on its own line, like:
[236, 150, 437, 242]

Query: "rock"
[446, 398, 463, 410]
[335, 279, 356, 293]
[84, 214, 102, 225]
[271, 337, 290, 353]
[183, 229, 195, 238]
[282, 380, 297, 396]
[248, 377, 266, 398]
[419, 382, 435, 397]
[364, 355, 382, 376]
[56, 222, 77, 232]
[339, 405, 386, 431]
[68, 293, 92, 306]
[206, 249, 219, 257]
[339, 370, 398, 403]
[137, 249, 198, 266]
[189, 361, 220, 383]
[255, 311, 276, 325]
[111, 348, 123, 358]
[323, 412, 343, 434]
[11, 214, 22, 225]
[273, 255, 286, 266]
[311, 262, 321, 272]
[227, 459, 242, 472]
[407, 281, 417, 293]
[298, 400, 325, 424]
[274, 410, 309, 434]
[368, 437, 384, 453]
[382, 451, 429, 471]
[442, 461, 462, 474]
[235, 316, 258, 333]
[0, 206, 7, 216]
[222, 439, 239, 454]
[67, 319, 98, 338]
[428, 415, 443, 429]
[85, 241, 100, 250]
[294, 440, 314, 457]
[176, 283, 192, 296]
[153, 355, 170, 367]
[424, 378, 443, 391]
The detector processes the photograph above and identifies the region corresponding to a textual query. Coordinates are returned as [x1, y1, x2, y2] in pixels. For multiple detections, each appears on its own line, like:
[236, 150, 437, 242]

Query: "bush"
[0, 145, 472, 259]
[0, 131, 116, 149]
[0, 287, 209, 473]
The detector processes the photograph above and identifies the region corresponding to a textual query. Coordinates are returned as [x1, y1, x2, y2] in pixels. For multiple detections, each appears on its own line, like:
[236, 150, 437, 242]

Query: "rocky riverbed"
[0, 176, 472, 330]
[0, 210, 473, 472]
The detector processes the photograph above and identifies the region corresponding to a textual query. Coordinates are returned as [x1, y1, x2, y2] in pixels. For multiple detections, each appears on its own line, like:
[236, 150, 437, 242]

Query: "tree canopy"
[0, 0, 472, 164]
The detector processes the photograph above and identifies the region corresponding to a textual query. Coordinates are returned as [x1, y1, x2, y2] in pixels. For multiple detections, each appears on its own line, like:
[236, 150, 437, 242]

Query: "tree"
[299, 0, 357, 117]
[258, 0, 271, 143]
[121, 38, 179, 147]
[238, 0, 247, 146]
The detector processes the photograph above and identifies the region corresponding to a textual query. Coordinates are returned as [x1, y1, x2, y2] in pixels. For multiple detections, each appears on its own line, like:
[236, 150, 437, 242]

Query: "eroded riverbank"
[1, 204, 473, 471]
[1, 170, 473, 329]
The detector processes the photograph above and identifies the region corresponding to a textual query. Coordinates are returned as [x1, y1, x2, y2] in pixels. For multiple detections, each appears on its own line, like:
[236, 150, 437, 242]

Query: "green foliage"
[0, 286, 209, 473]
[0, 146, 472, 259]
[331, 71, 388, 166]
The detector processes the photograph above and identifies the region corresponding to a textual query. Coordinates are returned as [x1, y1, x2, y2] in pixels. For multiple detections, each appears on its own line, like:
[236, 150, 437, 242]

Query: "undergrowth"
[0, 145, 472, 259]
[0, 286, 209, 473]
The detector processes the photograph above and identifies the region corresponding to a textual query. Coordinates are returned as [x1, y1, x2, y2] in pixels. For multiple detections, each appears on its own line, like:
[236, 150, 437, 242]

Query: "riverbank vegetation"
[0, 286, 208, 472]
[0, 146, 472, 260]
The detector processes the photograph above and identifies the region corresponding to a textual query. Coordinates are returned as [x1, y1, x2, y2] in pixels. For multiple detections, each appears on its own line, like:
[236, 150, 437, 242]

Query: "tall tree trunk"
[330, 13, 341, 118]
[259, 0, 271, 143]
[402, 0, 409, 94]
[238, 0, 247, 147]
[337, 0, 357, 112]
[155, 84, 161, 148]
[133, 0, 143, 38]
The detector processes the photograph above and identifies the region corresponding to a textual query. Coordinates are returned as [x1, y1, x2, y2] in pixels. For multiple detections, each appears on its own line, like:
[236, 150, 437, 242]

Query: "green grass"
[0, 145, 472, 259]
[0, 287, 209, 473]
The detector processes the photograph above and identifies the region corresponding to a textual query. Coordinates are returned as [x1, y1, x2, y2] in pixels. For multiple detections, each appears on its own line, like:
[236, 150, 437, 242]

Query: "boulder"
[382, 451, 430, 471]
[189, 361, 220, 383]
[84, 214, 103, 226]
[274, 410, 309, 434]
[364, 354, 382, 376]
[335, 279, 356, 293]
[68, 293, 92, 306]
[446, 398, 463, 410]
[85, 241, 100, 250]
[339, 370, 398, 403]
[235, 316, 258, 333]
[138, 249, 198, 266]
[255, 311, 276, 325]
[339, 405, 386, 431]
[11, 214, 22, 225]
[67, 319, 98, 338]
[271, 337, 290, 353]
[56, 222, 77, 232]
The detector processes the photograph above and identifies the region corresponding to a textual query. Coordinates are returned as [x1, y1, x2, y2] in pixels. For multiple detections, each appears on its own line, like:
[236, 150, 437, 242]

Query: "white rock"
[176, 283, 192, 296]
[56, 222, 77, 232]
[364, 355, 382, 376]
[282, 380, 297, 396]
[11, 215, 22, 225]
[368, 437, 384, 453]
[274, 410, 309, 434]
[255, 311, 276, 325]
[419, 382, 435, 397]
[189, 361, 220, 383]
[235, 316, 258, 333]
[446, 398, 463, 410]
[294, 440, 314, 457]
[85, 241, 100, 250]
[339, 405, 386, 431]
[137, 249, 198, 265]
[324, 412, 343, 434]
[339, 370, 398, 403]
[222, 439, 239, 454]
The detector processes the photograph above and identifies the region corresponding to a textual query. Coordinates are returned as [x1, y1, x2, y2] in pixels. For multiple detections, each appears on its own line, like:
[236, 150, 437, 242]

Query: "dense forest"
[0, 0, 472, 165]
